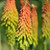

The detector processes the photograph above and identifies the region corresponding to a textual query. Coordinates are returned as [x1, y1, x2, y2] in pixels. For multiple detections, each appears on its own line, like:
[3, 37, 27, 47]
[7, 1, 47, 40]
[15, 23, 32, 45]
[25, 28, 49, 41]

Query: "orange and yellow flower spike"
[16, 2, 33, 50]
[1, 0, 18, 46]
[41, 0, 50, 39]
[31, 4, 38, 46]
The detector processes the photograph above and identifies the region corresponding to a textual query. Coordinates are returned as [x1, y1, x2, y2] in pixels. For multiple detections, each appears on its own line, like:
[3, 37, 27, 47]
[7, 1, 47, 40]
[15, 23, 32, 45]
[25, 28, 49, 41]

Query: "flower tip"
[31, 4, 37, 9]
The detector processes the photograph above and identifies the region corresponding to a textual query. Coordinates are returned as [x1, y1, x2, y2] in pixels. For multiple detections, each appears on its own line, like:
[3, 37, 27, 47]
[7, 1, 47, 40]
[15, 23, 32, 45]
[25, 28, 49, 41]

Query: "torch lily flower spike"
[41, 0, 50, 39]
[1, 0, 18, 46]
[16, 1, 33, 50]
[31, 4, 38, 46]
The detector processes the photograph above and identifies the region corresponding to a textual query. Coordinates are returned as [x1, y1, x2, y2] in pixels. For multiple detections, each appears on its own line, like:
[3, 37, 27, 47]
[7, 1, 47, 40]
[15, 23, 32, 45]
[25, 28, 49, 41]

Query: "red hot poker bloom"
[31, 4, 38, 46]
[16, 3, 33, 50]
[42, 0, 50, 39]
[1, 0, 18, 46]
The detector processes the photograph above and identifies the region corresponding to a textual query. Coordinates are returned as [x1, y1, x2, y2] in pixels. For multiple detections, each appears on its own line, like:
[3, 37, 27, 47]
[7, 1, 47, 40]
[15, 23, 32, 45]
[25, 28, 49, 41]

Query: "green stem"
[44, 40, 47, 50]
[10, 45, 14, 50]
[32, 46, 35, 50]
[0, 33, 1, 50]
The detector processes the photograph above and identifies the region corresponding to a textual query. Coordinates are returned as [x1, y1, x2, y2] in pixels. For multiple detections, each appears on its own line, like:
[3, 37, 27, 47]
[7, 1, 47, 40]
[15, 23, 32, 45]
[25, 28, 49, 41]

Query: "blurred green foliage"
[0, 0, 50, 50]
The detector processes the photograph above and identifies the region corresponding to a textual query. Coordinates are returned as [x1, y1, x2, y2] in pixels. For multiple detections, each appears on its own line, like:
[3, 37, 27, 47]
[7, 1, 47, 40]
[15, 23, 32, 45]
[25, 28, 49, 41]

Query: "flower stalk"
[10, 45, 14, 50]
[44, 39, 47, 50]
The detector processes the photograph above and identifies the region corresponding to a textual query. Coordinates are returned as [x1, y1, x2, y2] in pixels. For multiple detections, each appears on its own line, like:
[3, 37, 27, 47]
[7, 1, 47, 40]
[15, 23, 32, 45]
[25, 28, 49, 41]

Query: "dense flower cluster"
[42, 0, 50, 39]
[16, 3, 33, 50]
[1, 0, 18, 45]
[31, 4, 38, 46]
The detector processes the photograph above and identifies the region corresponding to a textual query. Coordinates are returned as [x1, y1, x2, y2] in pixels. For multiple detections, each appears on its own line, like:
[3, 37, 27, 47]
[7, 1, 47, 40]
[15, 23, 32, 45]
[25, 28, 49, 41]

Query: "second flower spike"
[31, 4, 38, 46]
